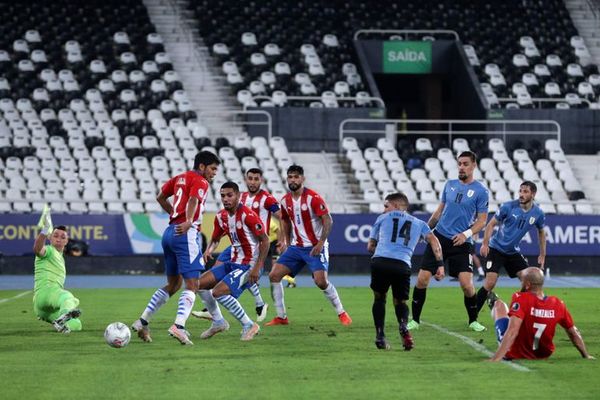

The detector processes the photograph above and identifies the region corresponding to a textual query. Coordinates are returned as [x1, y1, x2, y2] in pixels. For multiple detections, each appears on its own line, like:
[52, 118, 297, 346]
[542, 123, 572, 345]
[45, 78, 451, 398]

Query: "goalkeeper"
[33, 205, 82, 333]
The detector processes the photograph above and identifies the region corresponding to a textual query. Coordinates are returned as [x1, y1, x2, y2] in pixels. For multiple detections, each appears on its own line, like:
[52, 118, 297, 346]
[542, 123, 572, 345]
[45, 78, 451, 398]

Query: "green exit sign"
[383, 41, 432, 73]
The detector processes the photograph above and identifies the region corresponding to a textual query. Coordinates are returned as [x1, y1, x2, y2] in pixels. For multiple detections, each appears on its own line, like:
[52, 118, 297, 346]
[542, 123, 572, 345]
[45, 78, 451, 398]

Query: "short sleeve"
[161, 177, 175, 197]
[311, 195, 329, 217]
[535, 211, 546, 230]
[190, 177, 209, 202]
[508, 293, 527, 320]
[494, 202, 510, 222]
[559, 303, 575, 330]
[420, 221, 432, 239]
[280, 199, 291, 221]
[246, 211, 266, 236]
[38, 244, 53, 259]
[440, 182, 448, 203]
[211, 215, 225, 241]
[369, 215, 383, 240]
[264, 194, 280, 213]
[477, 188, 489, 213]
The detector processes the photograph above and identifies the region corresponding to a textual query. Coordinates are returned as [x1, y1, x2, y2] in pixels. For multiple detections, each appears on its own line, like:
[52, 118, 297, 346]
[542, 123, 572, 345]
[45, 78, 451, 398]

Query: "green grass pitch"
[0, 286, 598, 399]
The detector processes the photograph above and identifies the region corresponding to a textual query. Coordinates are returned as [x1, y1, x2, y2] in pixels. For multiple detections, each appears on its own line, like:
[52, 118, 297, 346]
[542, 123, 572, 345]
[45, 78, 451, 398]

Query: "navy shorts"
[162, 224, 204, 279]
[277, 245, 329, 277]
[210, 261, 251, 298]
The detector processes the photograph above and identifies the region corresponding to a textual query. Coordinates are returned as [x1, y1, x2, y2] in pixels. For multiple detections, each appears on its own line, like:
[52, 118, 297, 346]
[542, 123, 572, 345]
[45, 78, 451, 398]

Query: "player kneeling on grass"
[198, 181, 270, 341]
[33, 205, 82, 333]
[489, 267, 594, 361]
[368, 193, 444, 351]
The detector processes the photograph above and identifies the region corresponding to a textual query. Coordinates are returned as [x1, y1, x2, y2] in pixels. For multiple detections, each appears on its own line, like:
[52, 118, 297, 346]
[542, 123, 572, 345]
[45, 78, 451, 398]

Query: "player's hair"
[54, 225, 67, 232]
[520, 180, 537, 193]
[246, 167, 263, 176]
[385, 192, 409, 207]
[220, 181, 239, 193]
[287, 164, 304, 175]
[193, 151, 221, 169]
[458, 150, 477, 163]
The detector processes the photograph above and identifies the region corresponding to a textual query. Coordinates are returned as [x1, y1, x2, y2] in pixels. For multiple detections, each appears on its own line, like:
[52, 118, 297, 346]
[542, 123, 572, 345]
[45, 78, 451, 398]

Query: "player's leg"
[408, 269, 432, 329]
[195, 266, 226, 324]
[266, 247, 302, 325]
[391, 265, 413, 349]
[52, 289, 82, 332]
[491, 298, 509, 344]
[454, 254, 485, 332]
[307, 246, 351, 325]
[475, 248, 503, 312]
[370, 258, 390, 349]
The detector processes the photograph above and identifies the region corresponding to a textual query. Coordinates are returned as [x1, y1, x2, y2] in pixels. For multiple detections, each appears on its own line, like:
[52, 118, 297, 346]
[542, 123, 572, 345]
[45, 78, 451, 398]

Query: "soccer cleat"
[375, 336, 391, 350]
[52, 308, 81, 333]
[401, 331, 414, 351]
[241, 322, 260, 341]
[168, 324, 193, 345]
[283, 275, 297, 288]
[131, 319, 152, 343]
[487, 291, 499, 311]
[468, 321, 487, 332]
[256, 304, 269, 322]
[406, 320, 420, 331]
[200, 319, 230, 339]
[338, 311, 352, 326]
[191, 309, 213, 321]
[265, 316, 289, 326]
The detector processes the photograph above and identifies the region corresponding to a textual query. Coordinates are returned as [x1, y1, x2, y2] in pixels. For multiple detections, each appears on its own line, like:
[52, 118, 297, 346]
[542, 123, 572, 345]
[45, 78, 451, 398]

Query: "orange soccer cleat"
[265, 316, 289, 326]
[338, 311, 352, 326]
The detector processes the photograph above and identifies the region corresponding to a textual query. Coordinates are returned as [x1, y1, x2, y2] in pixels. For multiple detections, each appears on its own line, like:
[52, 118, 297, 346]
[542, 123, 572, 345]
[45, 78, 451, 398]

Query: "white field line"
[0, 290, 32, 305]
[422, 321, 531, 372]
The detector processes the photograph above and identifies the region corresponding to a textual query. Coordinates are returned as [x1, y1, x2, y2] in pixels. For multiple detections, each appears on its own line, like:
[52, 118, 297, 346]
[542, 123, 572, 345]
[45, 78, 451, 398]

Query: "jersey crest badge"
[236, 221, 242, 229]
[529, 217, 536, 225]
[253, 201, 259, 208]
[301, 204, 308, 211]
[467, 189, 475, 198]
[198, 188, 204, 198]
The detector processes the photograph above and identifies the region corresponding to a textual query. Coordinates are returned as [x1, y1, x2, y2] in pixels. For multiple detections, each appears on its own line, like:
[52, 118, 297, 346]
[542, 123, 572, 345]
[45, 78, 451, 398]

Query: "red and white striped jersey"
[212, 205, 266, 265]
[161, 171, 209, 229]
[280, 188, 329, 247]
[240, 189, 280, 235]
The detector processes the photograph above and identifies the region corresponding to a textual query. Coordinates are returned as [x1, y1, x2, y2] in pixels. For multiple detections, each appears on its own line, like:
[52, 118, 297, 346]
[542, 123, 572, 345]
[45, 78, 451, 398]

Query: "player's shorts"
[217, 245, 232, 263]
[370, 257, 411, 300]
[209, 261, 251, 298]
[485, 247, 529, 278]
[277, 245, 329, 277]
[162, 224, 204, 279]
[495, 317, 509, 344]
[421, 230, 473, 278]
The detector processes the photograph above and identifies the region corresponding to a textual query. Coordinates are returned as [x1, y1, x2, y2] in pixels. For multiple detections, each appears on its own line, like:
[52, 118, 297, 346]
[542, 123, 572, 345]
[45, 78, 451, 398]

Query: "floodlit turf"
[0, 286, 598, 399]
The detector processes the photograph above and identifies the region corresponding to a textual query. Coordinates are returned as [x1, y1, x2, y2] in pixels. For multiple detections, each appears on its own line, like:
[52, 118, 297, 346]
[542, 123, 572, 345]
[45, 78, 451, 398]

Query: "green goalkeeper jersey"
[34, 245, 66, 292]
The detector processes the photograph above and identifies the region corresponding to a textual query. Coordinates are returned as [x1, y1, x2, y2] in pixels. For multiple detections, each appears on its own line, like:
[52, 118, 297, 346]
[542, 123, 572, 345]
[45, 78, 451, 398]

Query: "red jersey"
[212, 205, 266, 265]
[506, 291, 574, 359]
[280, 188, 329, 247]
[161, 171, 209, 228]
[240, 189, 279, 235]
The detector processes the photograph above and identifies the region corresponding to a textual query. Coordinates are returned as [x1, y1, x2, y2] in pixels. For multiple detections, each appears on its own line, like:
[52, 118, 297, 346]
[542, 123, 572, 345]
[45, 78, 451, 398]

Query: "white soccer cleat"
[131, 319, 152, 343]
[200, 319, 230, 339]
[168, 324, 193, 345]
[52, 309, 81, 334]
[256, 304, 269, 322]
[191, 309, 213, 321]
[241, 322, 260, 341]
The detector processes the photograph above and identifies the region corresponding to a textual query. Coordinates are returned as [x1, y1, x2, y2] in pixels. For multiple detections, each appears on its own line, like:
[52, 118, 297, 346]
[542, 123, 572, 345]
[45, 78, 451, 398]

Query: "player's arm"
[156, 191, 173, 215]
[425, 232, 445, 281]
[453, 211, 487, 246]
[310, 213, 332, 257]
[34, 205, 53, 257]
[203, 219, 225, 264]
[537, 227, 546, 269]
[427, 203, 445, 229]
[272, 209, 288, 253]
[367, 239, 377, 254]
[565, 326, 594, 359]
[175, 196, 199, 235]
[490, 316, 523, 361]
[249, 232, 270, 284]
[33, 232, 48, 257]
[480, 217, 498, 257]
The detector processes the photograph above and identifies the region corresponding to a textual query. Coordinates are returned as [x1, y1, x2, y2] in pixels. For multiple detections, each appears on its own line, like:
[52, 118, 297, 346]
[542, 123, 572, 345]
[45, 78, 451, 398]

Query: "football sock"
[372, 298, 386, 337]
[475, 287, 489, 313]
[394, 302, 410, 331]
[65, 318, 82, 331]
[411, 287, 427, 323]
[270, 281, 287, 318]
[57, 291, 79, 316]
[217, 295, 252, 327]
[198, 289, 225, 322]
[464, 294, 479, 324]
[248, 283, 265, 307]
[174, 290, 195, 327]
[322, 282, 345, 314]
[141, 288, 169, 322]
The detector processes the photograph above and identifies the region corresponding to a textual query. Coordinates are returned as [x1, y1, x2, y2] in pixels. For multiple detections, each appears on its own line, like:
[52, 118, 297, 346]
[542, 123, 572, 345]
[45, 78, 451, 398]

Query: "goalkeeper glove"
[37, 204, 53, 235]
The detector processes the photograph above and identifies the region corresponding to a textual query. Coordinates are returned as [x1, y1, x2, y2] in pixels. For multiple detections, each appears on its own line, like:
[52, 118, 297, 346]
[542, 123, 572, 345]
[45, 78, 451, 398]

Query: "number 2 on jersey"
[532, 322, 547, 350]
[171, 187, 184, 218]
[390, 218, 412, 245]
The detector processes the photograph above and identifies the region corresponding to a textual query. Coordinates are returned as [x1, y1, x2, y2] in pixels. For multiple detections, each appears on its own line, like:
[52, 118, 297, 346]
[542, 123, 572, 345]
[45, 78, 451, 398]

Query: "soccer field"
[1, 287, 598, 399]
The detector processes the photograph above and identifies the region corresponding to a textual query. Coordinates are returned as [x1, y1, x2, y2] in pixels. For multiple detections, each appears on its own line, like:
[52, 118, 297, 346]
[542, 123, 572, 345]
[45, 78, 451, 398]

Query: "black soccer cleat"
[375, 336, 391, 350]
[487, 291, 499, 311]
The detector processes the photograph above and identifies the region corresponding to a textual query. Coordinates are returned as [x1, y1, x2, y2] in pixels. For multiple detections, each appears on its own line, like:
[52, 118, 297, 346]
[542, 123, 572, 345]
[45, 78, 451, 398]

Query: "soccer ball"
[104, 322, 131, 348]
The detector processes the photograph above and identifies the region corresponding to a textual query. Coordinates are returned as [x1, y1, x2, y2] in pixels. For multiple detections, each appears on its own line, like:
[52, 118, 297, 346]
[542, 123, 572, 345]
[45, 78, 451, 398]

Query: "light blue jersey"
[490, 200, 545, 254]
[370, 210, 431, 265]
[435, 179, 489, 241]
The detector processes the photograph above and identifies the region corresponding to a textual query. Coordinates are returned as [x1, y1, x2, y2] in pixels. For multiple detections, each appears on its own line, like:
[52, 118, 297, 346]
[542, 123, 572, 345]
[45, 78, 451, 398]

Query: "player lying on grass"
[197, 181, 270, 341]
[489, 267, 594, 361]
[33, 205, 82, 333]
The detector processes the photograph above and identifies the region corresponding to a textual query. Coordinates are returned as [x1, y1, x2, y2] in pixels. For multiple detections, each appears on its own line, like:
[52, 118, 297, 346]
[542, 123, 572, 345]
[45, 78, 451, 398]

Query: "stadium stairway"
[143, 0, 241, 138]
[290, 152, 363, 213]
[567, 154, 600, 212]
[564, 0, 600, 66]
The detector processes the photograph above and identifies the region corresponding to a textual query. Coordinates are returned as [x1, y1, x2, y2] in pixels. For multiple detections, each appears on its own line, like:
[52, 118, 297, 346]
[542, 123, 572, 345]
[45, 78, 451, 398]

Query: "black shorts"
[485, 247, 529, 278]
[370, 257, 411, 300]
[421, 230, 474, 278]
